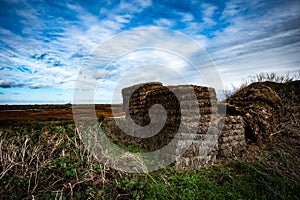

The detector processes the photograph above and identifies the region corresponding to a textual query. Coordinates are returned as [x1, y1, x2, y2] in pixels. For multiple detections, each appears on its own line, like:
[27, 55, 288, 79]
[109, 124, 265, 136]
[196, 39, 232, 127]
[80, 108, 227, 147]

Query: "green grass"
[110, 161, 299, 200]
[0, 122, 299, 199]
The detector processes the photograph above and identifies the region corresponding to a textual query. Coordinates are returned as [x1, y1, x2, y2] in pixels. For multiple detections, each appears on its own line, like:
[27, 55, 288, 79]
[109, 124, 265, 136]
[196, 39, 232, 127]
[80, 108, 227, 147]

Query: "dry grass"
[0, 122, 121, 199]
[224, 71, 300, 98]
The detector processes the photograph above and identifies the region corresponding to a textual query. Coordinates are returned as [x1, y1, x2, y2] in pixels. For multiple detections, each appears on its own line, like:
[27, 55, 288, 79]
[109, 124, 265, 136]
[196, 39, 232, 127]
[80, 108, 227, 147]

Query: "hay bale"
[227, 83, 282, 144]
[121, 82, 219, 154]
[218, 115, 245, 158]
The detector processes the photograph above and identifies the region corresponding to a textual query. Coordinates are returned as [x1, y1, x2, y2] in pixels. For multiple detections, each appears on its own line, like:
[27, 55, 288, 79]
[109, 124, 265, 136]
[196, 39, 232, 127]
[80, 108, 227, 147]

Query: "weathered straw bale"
[227, 83, 282, 144]
[120, 82, 245, 169]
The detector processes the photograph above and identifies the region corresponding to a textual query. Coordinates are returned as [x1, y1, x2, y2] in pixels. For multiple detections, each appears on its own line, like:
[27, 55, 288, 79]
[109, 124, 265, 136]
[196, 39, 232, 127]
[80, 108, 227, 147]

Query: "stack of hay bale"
[121, 82, 237, 168]
[115, 81, 290, 169]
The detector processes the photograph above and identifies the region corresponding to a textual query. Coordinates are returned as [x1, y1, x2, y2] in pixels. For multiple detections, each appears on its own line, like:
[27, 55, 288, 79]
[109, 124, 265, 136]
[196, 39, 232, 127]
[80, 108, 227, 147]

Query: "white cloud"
[201, 3, 217, 26]
[118, 0, 152, 12]
[94, 69, 120, 80]
[202, 3, 217, 18]
[181, 13, 194, 22]
[154, 18, 175, 27]
[221, 0, 240, 19]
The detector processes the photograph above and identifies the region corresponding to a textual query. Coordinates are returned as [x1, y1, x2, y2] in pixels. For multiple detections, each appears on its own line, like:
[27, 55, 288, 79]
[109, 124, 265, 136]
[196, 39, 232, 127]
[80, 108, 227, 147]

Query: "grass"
[114, 161, 299, 200]
[0, 120, 299, 199]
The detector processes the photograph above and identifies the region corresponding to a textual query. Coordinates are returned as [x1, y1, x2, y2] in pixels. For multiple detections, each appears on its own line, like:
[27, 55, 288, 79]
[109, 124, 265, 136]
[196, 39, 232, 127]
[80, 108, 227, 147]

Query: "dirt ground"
[0, 104, 124, 127]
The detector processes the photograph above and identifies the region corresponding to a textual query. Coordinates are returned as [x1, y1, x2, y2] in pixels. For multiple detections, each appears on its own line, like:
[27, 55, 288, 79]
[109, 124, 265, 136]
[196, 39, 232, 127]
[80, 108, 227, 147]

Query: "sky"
[0, 0, 299, 104]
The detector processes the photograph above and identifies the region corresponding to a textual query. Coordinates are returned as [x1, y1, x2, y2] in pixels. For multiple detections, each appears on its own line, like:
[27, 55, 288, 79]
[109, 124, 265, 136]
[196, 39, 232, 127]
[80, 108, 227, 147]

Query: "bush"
[98, 114, 105, 123]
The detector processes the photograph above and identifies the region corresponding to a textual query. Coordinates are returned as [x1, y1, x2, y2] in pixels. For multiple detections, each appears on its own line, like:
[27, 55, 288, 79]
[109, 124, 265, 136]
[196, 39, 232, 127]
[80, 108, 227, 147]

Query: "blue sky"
[0, 0, 299, 104]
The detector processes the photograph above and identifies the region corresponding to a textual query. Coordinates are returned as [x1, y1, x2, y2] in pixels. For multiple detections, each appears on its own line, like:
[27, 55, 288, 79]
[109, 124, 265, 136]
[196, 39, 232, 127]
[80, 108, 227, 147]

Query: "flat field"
[0, 104, 124, 127]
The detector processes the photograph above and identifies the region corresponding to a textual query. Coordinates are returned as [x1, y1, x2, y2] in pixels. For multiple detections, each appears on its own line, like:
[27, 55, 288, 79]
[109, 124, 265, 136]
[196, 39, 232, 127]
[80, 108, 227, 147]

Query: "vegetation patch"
[0, 119, 299, 199]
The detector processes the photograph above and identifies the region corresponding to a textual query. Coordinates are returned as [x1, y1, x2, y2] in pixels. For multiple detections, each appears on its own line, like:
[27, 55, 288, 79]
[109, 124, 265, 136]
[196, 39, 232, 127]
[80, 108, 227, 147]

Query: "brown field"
[0, 104, 124, 127]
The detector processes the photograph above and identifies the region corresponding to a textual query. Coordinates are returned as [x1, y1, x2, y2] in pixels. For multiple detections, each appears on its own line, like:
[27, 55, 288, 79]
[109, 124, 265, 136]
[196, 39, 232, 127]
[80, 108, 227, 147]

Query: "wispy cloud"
[0, 0, 299, 103]
[206, 0, 300, 88]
